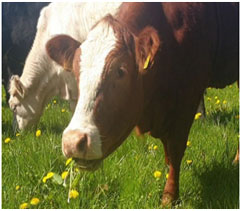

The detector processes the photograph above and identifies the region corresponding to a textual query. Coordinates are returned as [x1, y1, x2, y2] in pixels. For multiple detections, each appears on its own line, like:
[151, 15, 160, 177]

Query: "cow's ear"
[46, 35, 81, 71]
[135, 26, 160, 71]
[9, 75, 27, 98]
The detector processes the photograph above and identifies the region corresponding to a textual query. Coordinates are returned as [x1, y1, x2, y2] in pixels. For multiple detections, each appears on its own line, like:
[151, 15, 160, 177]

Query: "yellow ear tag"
[143, 54, 151, 70]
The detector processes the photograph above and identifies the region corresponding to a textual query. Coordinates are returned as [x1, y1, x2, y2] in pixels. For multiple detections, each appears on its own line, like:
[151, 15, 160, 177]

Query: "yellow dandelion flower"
[223, 100, 227, 104]
[166, 173, 169, 179]
[30, 198, 40, 206]
[186, 140, 191, 147]
[208, 87, 212, 90]
[61, 171, 69, 180]
[215, 99, 220, 105]
[61, 109, 66, 113]
[36, 129, 41, 137]
[214, 96, 218, 100]
[186, 160, 193, 165]
[207, 97, 211, 101]
[75, 167, 80, 172]
[16, 185, 20, 191]
[4, 137, 11, 143]
[53, 100, 57, 104]
[194, 113, 202, 120]
[16, 133, 20, 137]
[69, 190, 79, 199]
[42, 176, 47, 183]
[46, 172, 54, 179]
[229, 85, 232, 88]
[153, 170, 162, 178]
[19, 203, 28, 209]
[153, 145, 158, 150]
[43, 172, 54, 183]
[66, 158, 73, 166]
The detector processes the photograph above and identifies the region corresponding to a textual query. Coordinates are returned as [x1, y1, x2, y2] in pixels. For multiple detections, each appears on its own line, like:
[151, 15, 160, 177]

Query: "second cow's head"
[46, 15, 160, 170]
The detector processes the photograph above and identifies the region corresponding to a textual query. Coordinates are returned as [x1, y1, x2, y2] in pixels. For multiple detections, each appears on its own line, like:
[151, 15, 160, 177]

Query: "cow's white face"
[9, 76, 52, 130]
[8, 75, 44, 130]
[46, 15, 160, 170]
[60, 17, 143, 170]
[61, 19, 118, 167]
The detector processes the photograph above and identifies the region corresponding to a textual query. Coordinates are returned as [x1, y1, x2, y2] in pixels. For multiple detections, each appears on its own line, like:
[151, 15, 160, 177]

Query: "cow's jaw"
[62, 20, 117, 165]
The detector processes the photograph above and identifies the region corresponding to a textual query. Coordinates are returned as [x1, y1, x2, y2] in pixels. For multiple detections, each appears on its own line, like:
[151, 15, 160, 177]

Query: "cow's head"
[47, 15, 160, 170]
[8, 36, 80, 131]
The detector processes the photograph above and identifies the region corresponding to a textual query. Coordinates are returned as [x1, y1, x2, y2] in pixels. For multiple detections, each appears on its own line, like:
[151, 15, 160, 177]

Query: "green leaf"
[52, 173, 63, 185]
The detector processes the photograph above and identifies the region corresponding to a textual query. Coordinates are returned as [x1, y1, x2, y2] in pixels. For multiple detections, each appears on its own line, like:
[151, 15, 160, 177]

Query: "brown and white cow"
[46, 3, 239, 205]
[8, 2, 122, 130]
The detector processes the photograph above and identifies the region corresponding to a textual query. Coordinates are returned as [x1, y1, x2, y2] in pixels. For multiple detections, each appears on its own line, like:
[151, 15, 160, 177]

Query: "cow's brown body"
[117, 3, 238, 203]
[47, 2, 239, 206]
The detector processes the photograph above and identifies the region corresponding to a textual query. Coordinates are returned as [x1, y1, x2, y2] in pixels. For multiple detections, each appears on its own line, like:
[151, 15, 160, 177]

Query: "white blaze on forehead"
[63, 21, 117, 159]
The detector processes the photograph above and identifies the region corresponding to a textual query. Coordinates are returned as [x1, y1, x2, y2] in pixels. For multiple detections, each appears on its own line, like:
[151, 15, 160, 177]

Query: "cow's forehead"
[79, 20, 117, 71]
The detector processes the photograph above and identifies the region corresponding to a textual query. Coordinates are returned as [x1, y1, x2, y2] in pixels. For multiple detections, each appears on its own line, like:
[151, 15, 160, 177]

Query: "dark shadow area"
[192, 161, 239, 208]
[208, 109, 239, 127]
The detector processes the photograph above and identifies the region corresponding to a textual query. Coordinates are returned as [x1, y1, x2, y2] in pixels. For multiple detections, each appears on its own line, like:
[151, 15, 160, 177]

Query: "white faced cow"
[46, 2, 238, 205]
[8, 2, 122, 130]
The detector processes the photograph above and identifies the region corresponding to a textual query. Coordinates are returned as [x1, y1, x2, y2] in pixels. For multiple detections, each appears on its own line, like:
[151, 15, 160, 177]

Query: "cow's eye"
[117, 68, 125, 79]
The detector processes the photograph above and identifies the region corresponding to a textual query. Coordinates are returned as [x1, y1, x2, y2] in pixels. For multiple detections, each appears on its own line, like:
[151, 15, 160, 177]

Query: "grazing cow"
[47, 3, 238, 205]
[2, 2, 49, 103]
[8, 2, 122, 130]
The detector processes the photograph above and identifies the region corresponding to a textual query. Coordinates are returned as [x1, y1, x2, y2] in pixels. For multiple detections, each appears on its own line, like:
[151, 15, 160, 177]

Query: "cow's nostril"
[77, 133, 88, 152]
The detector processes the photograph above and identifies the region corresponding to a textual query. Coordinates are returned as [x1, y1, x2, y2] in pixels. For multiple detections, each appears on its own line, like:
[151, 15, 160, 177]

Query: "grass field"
[2, 83, 239, 209]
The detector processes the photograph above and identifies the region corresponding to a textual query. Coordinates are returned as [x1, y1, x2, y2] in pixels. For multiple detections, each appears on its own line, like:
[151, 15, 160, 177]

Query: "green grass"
[2, 84, 239, 209]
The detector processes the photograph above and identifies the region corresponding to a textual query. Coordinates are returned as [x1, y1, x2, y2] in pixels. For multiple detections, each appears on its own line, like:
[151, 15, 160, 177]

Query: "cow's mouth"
[74, 158, 102, 171]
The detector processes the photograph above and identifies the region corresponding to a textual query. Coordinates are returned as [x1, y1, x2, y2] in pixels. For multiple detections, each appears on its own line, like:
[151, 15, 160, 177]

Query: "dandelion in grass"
[186, 160, 193, 165]
[194, 112, 202, 120]
[75, 167, 80, 172]
[214, 96, 218, 100]
[19, 203, 28, 209]
[4, 137, 11, 143]
[186, 140, 191, 147]
[166, 173, 169, 179]
[223, 100, 227, 105]
[66, 158, 73, 166]
[16, 185, 20, 191]
[36, 129, 41, 137]
[61, 171, 69, 180]
[16, 133, 20, 137]
[61, 109, 66, 113]
[229, 85, 232, 88]
[154, 170, 162, 179]
[69, 190, 79, 199]
[153, 145, 158, 150]
[207, 97, 211, 101]
[30, 198, 40, 206]
[43, 172, 54, 183]
[215, 99, 220, 105]
[53, 100, 57, 104]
